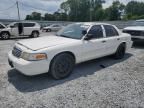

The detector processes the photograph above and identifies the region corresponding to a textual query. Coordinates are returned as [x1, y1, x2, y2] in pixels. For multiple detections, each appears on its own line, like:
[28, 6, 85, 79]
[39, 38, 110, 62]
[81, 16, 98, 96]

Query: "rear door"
[23, 23, 35, 35]
[82, 25, 107, 61]
[103, 25, 121, 55]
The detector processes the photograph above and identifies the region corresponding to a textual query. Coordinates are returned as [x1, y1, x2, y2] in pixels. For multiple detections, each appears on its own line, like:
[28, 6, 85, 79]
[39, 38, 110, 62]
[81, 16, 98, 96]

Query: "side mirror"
[82, 30, 87, 35]
[84, 34, 93, 40]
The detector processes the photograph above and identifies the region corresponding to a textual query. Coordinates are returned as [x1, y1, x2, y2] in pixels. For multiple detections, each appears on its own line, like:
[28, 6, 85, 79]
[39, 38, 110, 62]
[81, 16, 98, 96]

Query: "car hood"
[0, 27, 11, 31]
[124, 26, 144, 31]
[17, 36, 78, 51]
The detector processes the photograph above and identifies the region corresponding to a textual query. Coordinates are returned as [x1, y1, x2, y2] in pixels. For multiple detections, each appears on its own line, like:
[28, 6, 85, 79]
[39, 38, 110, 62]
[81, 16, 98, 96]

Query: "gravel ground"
[0, 33, 144, 108]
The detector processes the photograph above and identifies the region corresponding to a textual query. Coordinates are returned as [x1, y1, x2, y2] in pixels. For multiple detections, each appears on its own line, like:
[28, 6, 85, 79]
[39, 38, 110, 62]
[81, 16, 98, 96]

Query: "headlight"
[21, 52, 47, 61]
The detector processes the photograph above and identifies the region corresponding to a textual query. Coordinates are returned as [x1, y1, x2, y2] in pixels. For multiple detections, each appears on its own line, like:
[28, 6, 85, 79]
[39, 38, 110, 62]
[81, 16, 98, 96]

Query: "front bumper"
[8, 51, 50, 76]
[132, 36, 144, 41]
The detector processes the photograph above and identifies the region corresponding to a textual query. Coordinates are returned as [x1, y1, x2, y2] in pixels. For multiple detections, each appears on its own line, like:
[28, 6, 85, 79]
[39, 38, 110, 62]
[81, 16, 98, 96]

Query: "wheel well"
[32, 30, 39, 34]
[50, 51, 76, 65]
[121, 42, 126, 47]
[115, 42, 126, 53]
[1, 31, 10, 36]
[117, 42, 126, 52]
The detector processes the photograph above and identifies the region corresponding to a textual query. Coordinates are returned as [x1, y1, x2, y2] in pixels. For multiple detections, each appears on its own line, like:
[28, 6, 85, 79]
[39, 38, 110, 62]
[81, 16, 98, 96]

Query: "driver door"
[81, 25, 107, 61]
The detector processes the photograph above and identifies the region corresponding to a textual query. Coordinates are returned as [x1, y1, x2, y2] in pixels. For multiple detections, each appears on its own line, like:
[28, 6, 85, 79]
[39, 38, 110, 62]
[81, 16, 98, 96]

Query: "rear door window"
[103, 25, 119, 37]
[23, 23, 35, 27]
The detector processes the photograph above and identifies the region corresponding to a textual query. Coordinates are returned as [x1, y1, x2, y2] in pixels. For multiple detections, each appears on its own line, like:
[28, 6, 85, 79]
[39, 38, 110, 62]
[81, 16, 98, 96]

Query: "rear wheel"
[47, 29, 51, 32]
[31, 31, 39, 38]
[1, 32, 10, 40]
[50, 53, 75, 80]
[114, 43, 126, 59]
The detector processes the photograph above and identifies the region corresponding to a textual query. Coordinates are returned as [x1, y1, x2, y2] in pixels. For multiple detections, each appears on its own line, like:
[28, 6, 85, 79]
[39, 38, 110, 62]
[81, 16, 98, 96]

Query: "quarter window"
[103, 25, 119, 37]
[88, 25, 103, 39]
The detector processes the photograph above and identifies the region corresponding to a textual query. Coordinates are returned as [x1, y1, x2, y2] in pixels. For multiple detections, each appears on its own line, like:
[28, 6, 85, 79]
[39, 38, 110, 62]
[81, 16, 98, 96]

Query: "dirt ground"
[0, 33, 144, 108]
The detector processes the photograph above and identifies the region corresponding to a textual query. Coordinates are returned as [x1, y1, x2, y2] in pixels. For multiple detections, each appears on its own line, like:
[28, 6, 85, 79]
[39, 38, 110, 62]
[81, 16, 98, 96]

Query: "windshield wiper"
[60, 34, 72, 39]
[59, 34, 79, 40]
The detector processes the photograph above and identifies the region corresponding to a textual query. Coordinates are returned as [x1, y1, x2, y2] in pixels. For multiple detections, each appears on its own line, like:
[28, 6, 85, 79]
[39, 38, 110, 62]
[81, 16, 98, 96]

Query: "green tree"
[94, 8, 104, 21]
[25, 15, 32, 20]
[25, 12, 42, 20]
[31, 12, 42, 20]
[60, 0, 104, 21]
[125, 1, 144, 20]
[44, 13, 55, 21]
[104, 1, 125, 20]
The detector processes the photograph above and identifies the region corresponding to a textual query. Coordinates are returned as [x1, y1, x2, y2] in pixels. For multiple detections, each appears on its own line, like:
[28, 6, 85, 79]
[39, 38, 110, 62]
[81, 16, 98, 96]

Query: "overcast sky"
[0, 0, 143, 20]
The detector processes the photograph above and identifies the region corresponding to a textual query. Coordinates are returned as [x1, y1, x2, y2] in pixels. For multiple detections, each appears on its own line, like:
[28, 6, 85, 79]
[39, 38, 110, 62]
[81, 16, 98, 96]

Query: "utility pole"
[89, 0, 92, 22]
[16, 1, 21, 21]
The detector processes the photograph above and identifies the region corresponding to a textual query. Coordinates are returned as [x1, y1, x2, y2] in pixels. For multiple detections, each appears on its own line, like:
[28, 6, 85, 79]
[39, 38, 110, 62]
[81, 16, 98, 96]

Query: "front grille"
[123, 30, 144, 36]
[12, 47, 22, 58]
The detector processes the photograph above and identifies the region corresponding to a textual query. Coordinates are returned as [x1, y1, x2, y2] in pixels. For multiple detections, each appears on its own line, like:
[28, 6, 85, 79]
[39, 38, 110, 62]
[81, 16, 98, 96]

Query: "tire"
[31, 31, 39, 38]
[50, 53, 75, 80]
[114, 43, 126, 59]
[0, 32, 10, 40]
[47, 29, 51, 32]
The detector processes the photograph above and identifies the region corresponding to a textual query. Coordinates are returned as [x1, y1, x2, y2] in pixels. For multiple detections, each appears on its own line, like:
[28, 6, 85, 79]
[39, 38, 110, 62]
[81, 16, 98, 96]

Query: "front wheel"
[114, 44, 126, 59]
[1, 32, 10, 40]
[50, 53, 75, 80]
[30, 31, 39, 38]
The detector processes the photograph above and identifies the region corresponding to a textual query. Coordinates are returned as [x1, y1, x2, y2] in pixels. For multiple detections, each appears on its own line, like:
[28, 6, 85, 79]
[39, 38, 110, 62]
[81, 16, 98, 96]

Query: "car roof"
[10, 21, 37, 24]
[75, 22, 112, 26]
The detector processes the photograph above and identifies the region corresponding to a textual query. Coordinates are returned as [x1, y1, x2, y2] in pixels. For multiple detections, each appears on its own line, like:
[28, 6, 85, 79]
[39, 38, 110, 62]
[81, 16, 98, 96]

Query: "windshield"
[7, 22, 16, 28]
[132, 21, 144, 26]
[0, 23, 6, 28]
[57, 24, 90, 39]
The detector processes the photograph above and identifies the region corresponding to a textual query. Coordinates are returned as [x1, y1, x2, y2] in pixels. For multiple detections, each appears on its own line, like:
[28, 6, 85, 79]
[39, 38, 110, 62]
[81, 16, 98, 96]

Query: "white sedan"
[8, 23, 133, 79]
[42, 24, 63, 32]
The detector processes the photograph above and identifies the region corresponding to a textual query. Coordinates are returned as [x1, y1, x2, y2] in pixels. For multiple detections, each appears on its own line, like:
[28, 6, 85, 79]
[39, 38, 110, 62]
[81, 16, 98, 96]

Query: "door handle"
[102, 40, 106, 43]
[117, 38, 120, 40]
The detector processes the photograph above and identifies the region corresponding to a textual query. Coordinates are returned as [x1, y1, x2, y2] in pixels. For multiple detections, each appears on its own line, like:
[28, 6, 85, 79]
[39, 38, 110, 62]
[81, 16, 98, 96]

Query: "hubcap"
[2, 33, 9, 39]
[55, 58, 72, 76]
[33, 32, 38, 37]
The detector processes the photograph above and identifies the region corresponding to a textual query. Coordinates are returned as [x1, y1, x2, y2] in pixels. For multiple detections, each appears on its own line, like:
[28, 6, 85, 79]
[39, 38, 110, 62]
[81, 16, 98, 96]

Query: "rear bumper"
[126, 40, 133, 51]
[8, 51, 50, 76]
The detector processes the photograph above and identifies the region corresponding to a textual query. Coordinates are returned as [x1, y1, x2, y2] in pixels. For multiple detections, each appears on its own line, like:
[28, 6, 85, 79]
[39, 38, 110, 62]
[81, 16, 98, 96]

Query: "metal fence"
[0, 19, 135, 29]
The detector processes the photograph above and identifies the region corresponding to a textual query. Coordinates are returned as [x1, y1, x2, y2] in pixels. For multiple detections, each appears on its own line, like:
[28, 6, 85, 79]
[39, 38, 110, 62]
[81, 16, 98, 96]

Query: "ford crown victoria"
[8, 23, 133, 79]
